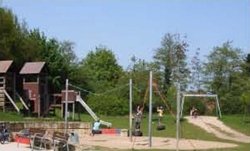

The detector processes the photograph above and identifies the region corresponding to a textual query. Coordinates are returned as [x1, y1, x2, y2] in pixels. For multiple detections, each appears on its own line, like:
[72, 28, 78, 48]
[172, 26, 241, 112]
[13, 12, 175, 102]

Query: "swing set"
[132, 79, 176, 135]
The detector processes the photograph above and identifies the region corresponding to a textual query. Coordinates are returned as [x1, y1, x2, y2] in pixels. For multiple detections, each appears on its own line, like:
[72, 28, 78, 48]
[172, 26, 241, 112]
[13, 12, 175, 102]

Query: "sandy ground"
[1, 116, 248, 150]
[185, 116, 250, 143]
[80, 135, 238, 150]
[0, 142, 32, 151]
[0, 137, 238, 151]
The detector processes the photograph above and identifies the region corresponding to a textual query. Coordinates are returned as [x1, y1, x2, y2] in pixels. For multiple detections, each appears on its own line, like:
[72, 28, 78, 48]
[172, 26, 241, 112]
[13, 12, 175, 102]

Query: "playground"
[0, 60, 249, 151]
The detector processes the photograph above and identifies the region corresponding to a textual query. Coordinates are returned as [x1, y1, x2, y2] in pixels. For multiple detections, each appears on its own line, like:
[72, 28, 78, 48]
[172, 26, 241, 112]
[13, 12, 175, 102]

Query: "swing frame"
[180, 93, 222, 118]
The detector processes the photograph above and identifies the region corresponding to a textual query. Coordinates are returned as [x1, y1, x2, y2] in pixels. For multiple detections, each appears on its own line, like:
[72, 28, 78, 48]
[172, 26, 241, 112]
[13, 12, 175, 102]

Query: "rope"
[69, 83, 129, 96]
[68, 84, 97, 95]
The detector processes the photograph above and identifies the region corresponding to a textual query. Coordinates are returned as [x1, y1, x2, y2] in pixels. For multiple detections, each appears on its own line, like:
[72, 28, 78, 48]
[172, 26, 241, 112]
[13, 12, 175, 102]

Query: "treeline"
[0, 7, 249, 115]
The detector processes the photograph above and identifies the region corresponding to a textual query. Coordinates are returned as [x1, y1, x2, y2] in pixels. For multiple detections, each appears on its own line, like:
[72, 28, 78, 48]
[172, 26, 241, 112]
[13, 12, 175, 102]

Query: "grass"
[0, 111, 250, 150]
[91, 114, 223, 141]
[221, 115, 250, 136]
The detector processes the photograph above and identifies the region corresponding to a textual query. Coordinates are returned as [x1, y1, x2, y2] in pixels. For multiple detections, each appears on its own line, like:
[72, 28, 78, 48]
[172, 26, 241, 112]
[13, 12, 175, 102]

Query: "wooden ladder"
[0, 88, 5, 112]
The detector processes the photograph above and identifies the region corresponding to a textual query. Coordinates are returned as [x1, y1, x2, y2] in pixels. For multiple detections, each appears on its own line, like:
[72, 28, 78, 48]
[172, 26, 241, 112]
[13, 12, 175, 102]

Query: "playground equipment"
[0, 60, 29, 113]
[156, 106, 165, 130]
[180, 93, 222, 118]
[142, 80, 175, 118]
[20, 62, 49, 117]
[133, 78, 174, 133]
[76, 94, 112, 127]
[61, 81, 112, 127]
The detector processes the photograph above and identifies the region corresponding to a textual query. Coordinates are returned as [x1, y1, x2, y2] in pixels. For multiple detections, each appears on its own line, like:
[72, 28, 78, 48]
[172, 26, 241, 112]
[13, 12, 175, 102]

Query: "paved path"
[186, 116, 250, 143]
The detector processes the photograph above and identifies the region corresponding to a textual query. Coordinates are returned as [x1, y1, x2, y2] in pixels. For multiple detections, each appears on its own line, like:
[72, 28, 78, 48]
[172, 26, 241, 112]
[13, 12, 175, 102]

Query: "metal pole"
[180, 94, 185, 118]
[129, 79, 133, 142]
[148, 71, 153, 147]
[176, 82, 180, 151]
[64, 79, 69, 134]
[216, 95, 222, 118]
[73, 102, 75, 120]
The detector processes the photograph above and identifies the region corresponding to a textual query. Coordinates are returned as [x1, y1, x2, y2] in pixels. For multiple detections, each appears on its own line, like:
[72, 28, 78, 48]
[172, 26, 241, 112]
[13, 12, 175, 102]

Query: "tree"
[79, 46, 126, 115]
[203, 42, 243, 93]
[242, 53, 250, 76]
[80, 46, 123, 90]
[203, 42, 245, 113]
[190, 48, 203, 92]
[153, 33, 189, 92]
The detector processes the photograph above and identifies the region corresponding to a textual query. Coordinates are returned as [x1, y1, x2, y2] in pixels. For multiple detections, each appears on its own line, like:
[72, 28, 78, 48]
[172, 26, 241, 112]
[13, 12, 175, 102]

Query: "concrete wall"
[1, 121, 91, 136]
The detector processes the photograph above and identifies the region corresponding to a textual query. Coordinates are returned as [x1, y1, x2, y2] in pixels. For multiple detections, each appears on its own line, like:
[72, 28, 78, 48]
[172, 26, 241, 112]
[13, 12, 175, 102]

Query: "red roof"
[0, 60, 13, 73]
[20, 62, 46, 74]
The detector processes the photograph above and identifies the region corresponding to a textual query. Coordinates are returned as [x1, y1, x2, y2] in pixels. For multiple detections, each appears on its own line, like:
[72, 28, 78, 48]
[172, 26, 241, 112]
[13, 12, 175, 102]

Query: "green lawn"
[221, 115, 250, 136]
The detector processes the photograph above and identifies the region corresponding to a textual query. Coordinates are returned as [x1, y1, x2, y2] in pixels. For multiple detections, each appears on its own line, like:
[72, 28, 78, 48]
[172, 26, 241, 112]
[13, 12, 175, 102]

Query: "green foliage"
[1, 6, 250, 117]
[78, 46, 125, 115]
[203, 42, 246, 114]
[80, 46, 123, 88]
[87, 94, 128, 116]
[0, 7, 77, 93]
[153, 33, 189, 92]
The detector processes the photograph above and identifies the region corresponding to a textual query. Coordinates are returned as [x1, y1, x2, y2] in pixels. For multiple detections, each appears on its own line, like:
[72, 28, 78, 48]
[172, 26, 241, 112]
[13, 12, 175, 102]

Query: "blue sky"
[2, 0, 249, 68]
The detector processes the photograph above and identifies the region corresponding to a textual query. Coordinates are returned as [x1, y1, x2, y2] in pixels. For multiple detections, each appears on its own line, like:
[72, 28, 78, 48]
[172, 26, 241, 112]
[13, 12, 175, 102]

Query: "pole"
[176, 82, 180, 151]
[64, 79, 69, 134]
[129, 79, 133, 142]
[148, 71, 153, 147]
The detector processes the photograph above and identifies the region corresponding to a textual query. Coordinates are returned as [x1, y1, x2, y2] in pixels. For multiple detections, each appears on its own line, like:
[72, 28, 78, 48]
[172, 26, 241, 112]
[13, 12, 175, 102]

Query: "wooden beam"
[3, 89, 20, 113]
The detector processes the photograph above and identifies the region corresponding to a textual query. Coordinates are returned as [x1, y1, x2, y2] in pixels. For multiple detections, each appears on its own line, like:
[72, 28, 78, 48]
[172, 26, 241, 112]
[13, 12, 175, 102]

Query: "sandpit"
[185, 116, 250, 143]
[80, 135, 238, 150]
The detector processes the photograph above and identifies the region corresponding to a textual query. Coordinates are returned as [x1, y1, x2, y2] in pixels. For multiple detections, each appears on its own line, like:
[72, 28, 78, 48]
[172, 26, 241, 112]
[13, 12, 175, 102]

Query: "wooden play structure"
[20, 62, 49, 117]
[0, 60, 111, 126]
[0, 60, 19, 112]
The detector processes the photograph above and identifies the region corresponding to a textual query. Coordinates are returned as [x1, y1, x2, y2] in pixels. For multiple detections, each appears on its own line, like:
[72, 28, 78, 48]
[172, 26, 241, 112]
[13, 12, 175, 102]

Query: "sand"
[185, 116, 250, 143]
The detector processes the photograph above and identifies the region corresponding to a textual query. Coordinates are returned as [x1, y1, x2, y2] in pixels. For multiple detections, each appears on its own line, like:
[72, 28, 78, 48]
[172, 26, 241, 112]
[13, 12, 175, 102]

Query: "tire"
[132, 130, 143, 136]
[157, 125, 166, 130]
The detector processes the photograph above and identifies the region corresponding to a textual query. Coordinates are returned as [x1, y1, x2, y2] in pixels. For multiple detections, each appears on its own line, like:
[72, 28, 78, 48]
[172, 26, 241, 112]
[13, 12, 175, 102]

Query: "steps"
[0, 89, 5, 111]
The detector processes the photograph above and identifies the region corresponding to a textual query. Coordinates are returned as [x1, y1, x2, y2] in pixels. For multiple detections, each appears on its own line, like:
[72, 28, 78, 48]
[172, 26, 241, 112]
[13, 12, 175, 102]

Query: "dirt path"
[185, 116, 250, 143]
[79, 135, 237, 150]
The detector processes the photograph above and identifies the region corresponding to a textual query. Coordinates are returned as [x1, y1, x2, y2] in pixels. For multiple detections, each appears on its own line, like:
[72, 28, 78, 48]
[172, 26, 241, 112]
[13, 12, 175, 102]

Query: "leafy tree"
[190, 48, 203, 92]
[242, 53, 250, 76]
[203, 42, 244, 113]
[153, 33, 189, 92]
[240, 54, 250, 118]
[80, 46, 123, 90]
[79, 46, 125, 115]
[203, 42, 243, 93]
[0, 7, 77, 93]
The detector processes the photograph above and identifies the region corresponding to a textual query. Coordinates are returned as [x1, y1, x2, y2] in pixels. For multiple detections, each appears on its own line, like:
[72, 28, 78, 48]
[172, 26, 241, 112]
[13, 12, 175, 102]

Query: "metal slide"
[76, 95, 112, 127]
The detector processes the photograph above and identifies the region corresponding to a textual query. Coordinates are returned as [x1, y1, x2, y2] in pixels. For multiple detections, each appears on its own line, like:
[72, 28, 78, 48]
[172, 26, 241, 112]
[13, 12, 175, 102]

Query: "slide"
[76, 95, 112, 127]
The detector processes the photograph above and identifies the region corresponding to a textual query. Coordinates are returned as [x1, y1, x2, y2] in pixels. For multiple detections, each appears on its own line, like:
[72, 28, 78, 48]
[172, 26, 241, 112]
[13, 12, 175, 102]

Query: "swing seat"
[132, 130, 143, 136]
[157, 124, 165, 130]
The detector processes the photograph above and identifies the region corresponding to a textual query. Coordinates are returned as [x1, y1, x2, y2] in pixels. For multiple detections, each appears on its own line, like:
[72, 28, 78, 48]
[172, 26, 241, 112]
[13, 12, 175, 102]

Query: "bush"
[87, 94, 129, 116]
